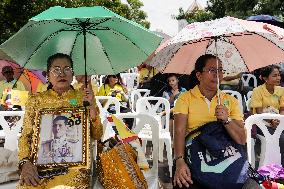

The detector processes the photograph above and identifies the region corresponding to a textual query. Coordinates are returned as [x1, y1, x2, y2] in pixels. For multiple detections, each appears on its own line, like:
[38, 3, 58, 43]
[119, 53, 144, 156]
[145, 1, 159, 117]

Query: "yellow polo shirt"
[250, 84, 284, 114]
[97, 84, 125, 102]
[174, 85, 243, 132]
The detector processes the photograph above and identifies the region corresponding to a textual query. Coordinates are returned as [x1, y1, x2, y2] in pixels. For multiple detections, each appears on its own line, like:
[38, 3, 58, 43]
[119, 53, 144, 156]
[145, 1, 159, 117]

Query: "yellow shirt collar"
[191, 85, 224, 100]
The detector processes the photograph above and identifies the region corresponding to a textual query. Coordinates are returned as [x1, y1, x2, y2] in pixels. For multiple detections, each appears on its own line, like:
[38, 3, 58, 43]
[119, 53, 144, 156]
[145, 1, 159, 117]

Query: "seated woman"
[250, 65, 284, 165]
[162, 73, 186, 137]
[97, 74, 133, 127]
[17, 53, 103, 188]
[173, 54, 259, 189]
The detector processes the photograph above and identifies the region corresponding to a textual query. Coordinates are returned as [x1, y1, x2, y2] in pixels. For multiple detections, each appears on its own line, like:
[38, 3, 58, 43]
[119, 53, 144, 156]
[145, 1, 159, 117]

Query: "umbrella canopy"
[0, 6, 162, 75]
[247, 15, 284, 29]
[149, 16, 284, 74]
[0, 60, 45, 93]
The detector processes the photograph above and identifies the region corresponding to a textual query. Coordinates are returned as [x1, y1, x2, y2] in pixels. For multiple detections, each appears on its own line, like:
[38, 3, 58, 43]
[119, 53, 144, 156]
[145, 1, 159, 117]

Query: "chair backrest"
[120, 73, 139, 91]
[115, 113, 159, 175]
[128, 67, 138, 73]
[241, 74, 257, 88]
[130, 89, 151, 112]
[245, 113, 284, 167]
[245, 91, 253, 112]
[0, 111, 25, 151]
[222, 90, 244, 113]
[136, 97, 170, 132]
[99, 75, 106, 87]
[95, 96, 120, 119]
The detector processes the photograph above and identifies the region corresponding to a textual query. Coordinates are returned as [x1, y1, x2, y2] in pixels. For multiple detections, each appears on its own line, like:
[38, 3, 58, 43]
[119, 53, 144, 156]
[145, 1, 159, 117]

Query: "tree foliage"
[175, 0, 284, 23]
[0, 0, 149, 43]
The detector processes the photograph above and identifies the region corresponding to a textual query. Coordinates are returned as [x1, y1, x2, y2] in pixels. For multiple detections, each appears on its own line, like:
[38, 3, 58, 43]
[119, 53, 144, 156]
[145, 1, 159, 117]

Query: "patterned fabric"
[17, 88, 103, 188]
[97, 143, 147, 189]
[149, 16, 284, 74]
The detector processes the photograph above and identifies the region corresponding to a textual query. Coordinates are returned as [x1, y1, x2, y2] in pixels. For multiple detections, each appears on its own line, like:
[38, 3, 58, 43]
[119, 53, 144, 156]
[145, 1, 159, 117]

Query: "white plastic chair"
[116, 113, 159, 189]
[93, 113, 159, 189]
[99, 75, 106, 87]
[0, 181, 18, 189]
[120, 73, 139, 91]
[0, 111, 25, 151]
[95, 96, 121, 141]
[245, 113, 284, 168]
[245, 91, 253, 112]
[241, 74, 257, 88]
[130, 89, 150, 112]
[222, 90, 244, 113]
[136, 97, 173, 177]
[128, 67, 138, 73]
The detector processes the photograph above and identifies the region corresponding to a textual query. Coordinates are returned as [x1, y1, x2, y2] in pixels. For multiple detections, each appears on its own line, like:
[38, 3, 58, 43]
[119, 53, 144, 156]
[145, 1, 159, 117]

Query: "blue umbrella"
[247, 15, 284, 28]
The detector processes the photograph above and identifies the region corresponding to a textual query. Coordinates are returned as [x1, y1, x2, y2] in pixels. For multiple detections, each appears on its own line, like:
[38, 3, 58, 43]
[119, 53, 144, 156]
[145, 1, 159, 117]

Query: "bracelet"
[174, 155, 184, 162]
[18, 158, 30, 171]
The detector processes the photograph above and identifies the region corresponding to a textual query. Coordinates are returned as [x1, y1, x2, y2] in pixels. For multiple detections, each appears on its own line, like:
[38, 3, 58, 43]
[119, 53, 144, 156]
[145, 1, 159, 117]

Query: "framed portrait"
[31, 107, 91, 173]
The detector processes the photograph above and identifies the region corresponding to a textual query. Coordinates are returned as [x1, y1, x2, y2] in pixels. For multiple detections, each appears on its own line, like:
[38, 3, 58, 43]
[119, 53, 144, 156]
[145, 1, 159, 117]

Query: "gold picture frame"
[30, 107, 91, 172]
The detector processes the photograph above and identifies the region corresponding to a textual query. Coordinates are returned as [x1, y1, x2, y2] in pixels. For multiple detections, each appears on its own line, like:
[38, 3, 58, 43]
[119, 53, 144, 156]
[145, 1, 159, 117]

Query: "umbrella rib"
[249, 31, 284, 52]
[55, 19, 82, 30]
[97, 27, 149, 56]
[86, 31, 114, 73]
[86, 18, 112, 30]
[69, 32, 82, 58]
[219, 36, 249, 71]
[22, 29, 79, 68]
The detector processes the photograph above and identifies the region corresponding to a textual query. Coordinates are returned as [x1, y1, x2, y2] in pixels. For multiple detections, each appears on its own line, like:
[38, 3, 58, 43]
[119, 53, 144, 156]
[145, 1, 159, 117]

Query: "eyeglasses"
[50, 66, 73, 77]
[203, 68, 225, 75]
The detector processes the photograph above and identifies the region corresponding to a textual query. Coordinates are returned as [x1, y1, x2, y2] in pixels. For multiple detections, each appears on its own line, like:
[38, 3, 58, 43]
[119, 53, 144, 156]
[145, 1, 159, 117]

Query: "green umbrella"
[0, 6, 162, 76]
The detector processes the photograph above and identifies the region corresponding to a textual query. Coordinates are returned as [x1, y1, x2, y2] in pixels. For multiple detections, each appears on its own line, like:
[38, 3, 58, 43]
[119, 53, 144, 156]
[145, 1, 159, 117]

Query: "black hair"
[46, 53, 74, 90]
[104, 73, 125, 86]
[260, 65, 280, 79]
[53, 116, 68, 126]
[187, 54, 217, 89]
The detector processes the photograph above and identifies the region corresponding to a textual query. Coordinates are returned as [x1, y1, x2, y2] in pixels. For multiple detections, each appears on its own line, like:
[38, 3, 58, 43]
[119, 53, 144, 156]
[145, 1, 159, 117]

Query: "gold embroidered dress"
[17, 89, 103, 189]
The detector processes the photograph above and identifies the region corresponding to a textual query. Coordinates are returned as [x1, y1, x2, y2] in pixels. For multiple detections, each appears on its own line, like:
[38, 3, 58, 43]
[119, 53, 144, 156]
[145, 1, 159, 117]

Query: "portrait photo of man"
[37, 115, 82, 164]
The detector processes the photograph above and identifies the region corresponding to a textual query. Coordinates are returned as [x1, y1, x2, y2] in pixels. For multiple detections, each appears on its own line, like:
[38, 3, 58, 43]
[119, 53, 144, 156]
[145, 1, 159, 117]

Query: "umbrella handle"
[214, 37, 221, 105]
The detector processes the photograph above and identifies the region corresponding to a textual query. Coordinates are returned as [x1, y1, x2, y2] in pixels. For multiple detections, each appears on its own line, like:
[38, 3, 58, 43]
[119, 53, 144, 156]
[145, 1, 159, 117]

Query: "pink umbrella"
[149, 16, 284, 74]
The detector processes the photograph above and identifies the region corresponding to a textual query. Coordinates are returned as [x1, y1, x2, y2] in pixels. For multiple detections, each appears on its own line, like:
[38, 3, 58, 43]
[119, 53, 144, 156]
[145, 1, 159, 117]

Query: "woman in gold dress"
[17, 53, 103, 189]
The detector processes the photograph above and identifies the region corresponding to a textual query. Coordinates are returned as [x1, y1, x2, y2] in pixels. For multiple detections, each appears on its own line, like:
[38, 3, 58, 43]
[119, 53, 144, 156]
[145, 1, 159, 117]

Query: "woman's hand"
[83, 86, 94, 106]
[215, 105, 229, 122]
[173, 159, 193, 188]
[19, 161, 40, 186]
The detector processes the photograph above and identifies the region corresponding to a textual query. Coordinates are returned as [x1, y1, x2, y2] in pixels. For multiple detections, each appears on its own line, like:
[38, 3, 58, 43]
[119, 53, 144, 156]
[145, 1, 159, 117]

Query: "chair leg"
[165, 139, 173, 178]
[159, 140, 164, 162]
[142, 140, 147, 153]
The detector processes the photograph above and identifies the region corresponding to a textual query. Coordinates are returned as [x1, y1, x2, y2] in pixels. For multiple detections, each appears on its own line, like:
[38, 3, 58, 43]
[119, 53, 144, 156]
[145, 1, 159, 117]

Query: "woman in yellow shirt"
[173, 54, 258, 189]
[250, 65, 284, 114]
[97, 74, 128, 103]
[97, 74, 133, 127]
[250, 65, 284, 166]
